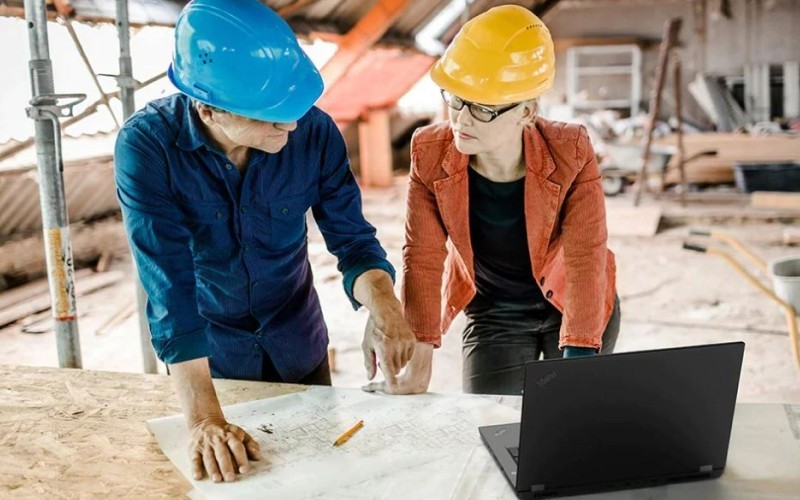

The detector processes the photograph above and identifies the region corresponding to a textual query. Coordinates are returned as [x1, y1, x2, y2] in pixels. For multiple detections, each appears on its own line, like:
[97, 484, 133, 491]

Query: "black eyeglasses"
[440, 89, 520, 123]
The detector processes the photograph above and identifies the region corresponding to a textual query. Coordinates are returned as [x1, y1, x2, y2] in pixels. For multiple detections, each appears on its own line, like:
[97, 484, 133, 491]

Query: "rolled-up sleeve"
[309, 115, 395, 310]
[114, 123, 211, 363]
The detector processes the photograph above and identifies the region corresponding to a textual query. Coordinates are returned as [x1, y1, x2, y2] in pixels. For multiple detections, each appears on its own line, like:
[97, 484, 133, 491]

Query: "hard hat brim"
[168, 62, 324, 123]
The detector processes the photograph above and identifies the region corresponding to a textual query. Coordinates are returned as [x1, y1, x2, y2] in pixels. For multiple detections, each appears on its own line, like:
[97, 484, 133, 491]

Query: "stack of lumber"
[0, 269, 123, 329]
[655, 133, 800, 185]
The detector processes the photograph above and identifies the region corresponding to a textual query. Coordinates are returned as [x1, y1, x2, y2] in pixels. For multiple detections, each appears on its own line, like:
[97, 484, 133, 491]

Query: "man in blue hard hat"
[114, 0, 415, 483]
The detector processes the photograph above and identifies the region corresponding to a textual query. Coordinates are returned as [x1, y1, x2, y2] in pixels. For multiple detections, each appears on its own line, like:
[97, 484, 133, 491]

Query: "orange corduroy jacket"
[401, 118, 616, 350]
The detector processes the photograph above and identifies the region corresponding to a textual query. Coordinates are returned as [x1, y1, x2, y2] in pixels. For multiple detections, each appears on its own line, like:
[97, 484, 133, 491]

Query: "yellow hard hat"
[430, 5, 555, 105]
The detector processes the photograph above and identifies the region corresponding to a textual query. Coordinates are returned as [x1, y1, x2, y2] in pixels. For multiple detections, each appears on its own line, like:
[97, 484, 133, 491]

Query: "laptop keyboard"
[508, 446, 520, 463]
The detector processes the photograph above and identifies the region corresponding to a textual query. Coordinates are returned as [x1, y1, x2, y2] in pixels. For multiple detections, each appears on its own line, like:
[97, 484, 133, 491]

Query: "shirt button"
[244, 245, 251, 252]
[253, 343, 259, 351]
[241, 206, 248, 213]
[281, 207, 289, 215]
[539, 276, 545, 286]
[225, 164, 233, 171]
[546, 290, 554, 299]
[215, 211, 222, 220]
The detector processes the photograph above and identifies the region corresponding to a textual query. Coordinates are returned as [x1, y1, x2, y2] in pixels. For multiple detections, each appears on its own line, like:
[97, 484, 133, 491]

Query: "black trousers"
[462, 295, 621, 395]
[261, 353, 332, 386]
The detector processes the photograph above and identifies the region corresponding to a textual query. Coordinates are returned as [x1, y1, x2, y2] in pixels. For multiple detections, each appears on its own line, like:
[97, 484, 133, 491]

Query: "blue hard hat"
[168, 0, 324, 123]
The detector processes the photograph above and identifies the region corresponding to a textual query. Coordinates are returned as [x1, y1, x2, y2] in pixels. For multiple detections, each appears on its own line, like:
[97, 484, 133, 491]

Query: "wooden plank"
[0, 268, 93, 310]
[0, 270, 124, 328]
[0, 217, 131, 287]
[0, 365, 304, 498]
[656, 133, 800, 185]
[606, 206, 662, 237]
[655, 133, 800, 167]
[751, 192, 800, 211]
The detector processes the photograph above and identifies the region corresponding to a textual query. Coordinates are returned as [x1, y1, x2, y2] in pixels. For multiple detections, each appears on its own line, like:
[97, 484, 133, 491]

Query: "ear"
[195, 104, 212, 123]
[197, 104, 225, 126]
[520, 99, 538, 119]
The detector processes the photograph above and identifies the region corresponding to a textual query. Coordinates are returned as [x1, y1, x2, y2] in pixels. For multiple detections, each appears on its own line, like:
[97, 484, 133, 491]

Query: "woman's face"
[447, 95, 535, 156]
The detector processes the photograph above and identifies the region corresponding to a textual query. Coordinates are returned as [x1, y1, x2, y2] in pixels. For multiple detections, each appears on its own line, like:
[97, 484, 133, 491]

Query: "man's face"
[205, 108, 298, 154]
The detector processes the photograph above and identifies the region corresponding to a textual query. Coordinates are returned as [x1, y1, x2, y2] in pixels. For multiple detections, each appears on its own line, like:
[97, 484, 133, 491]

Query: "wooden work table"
[0, 365, 305, 498]
[2, 365, 800, 499]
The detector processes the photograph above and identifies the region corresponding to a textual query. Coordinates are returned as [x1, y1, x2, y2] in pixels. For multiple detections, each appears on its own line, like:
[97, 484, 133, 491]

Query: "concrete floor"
[1, 179, 799, 404]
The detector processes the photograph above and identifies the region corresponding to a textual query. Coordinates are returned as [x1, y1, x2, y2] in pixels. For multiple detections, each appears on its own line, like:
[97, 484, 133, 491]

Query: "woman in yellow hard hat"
[365, 5, 620, 396]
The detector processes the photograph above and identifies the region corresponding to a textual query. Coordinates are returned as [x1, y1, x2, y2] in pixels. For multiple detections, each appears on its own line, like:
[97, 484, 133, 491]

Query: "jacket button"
[281, 207, 289, 215]
[225, 164, 233, 171]
[241, 206, 248, 213]
[539, 276, 545, 286]
[215, 211, 222, 220]
[546, 290, 553, 299]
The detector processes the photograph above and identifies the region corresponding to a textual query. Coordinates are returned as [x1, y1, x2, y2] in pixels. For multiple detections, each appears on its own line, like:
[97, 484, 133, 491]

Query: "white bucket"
[769, 256, 800, 314]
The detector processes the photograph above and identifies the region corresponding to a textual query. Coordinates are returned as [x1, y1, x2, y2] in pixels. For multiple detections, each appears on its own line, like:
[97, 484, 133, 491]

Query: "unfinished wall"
[543, 0, 800, 125]
[706, 0, 800, 74]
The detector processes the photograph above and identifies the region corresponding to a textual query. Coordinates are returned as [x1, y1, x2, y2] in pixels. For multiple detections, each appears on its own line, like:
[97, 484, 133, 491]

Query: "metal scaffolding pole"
[115, 0, 159, 374]
[24, 0, 85, 368]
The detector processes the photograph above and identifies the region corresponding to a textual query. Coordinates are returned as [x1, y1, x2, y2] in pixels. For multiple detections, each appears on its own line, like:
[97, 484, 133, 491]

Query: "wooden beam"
[358, 108, 393, 188]
[320, 0, 413, 89]
[51, 0, 74, 17]
[751, 192, 800, 211]
[62, 16, 120, 128]
[532, 0, 561, 17]
[277, 0, 321, 18]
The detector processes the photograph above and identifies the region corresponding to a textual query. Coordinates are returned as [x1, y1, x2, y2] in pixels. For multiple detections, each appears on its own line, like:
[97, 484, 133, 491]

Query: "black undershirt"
[467, 166, 553, 310]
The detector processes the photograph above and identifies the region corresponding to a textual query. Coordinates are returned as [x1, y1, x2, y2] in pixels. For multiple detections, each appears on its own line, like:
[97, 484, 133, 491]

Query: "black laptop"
[479, 342, 745, 498]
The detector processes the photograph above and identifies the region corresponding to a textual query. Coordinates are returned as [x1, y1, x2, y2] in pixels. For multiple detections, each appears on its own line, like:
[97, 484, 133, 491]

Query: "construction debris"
[688, 74, 749, 132]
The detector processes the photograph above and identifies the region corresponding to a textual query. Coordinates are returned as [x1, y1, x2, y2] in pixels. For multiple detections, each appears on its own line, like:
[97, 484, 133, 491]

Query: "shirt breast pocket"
[180, 202, 234, 259]
[268, 193, 315, 250]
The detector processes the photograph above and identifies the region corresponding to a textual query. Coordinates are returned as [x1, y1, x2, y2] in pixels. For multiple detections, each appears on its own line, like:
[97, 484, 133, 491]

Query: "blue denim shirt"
[114, 94, 394, 382]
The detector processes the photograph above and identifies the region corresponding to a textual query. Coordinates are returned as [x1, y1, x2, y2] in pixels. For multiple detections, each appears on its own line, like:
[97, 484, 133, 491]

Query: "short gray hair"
[191, 98, 228, 115]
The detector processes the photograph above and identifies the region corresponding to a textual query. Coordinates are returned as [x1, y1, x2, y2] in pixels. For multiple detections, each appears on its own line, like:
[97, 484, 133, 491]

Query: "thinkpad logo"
[537, 371, 557, 388]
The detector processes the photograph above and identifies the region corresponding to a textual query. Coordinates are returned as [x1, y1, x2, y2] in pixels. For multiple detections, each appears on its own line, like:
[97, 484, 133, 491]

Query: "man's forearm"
[169, 357, 225, 427]
[353, 269, 398, 311]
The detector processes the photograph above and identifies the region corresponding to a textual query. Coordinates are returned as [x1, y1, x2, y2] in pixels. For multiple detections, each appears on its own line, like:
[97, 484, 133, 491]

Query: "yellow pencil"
[333, 419, 364, 447]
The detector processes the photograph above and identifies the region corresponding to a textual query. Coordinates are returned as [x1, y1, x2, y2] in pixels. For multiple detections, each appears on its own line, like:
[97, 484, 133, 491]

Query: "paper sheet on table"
[147, 387, 522, 499]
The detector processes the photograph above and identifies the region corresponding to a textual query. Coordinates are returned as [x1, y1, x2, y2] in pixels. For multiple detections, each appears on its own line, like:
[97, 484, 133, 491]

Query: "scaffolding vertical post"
[116, 0, 158, 374]
[24, 0, 82, 368]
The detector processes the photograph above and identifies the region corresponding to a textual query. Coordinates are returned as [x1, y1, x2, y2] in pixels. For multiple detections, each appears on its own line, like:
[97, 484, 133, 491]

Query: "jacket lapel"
[432, 140, 473, 276]
[524, 123, 562, 272]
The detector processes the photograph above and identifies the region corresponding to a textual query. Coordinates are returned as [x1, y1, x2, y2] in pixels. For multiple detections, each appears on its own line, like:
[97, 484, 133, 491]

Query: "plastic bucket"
[769, 256, 800, 313]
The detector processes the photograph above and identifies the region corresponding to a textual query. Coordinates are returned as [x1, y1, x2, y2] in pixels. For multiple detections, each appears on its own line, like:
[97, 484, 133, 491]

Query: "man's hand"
[188, 415, 261, 482]
[363, 341, 433, 395]
[353, 270, 416, 389]
[361, 305, 416, 387]
[170, 358, 262, 483]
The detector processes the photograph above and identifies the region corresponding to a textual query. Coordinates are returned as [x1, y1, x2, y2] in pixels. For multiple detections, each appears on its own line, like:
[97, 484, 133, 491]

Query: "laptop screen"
[515, 342, 744, 493]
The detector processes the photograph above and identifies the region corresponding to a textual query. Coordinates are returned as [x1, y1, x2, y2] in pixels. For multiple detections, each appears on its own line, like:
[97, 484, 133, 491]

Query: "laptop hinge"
[530, 484, 545, 493]
[699, 465, 713, 473]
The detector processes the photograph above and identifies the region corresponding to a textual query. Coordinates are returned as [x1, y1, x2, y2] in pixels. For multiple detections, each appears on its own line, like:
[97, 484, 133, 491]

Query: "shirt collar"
[176, 103, 211, 152]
